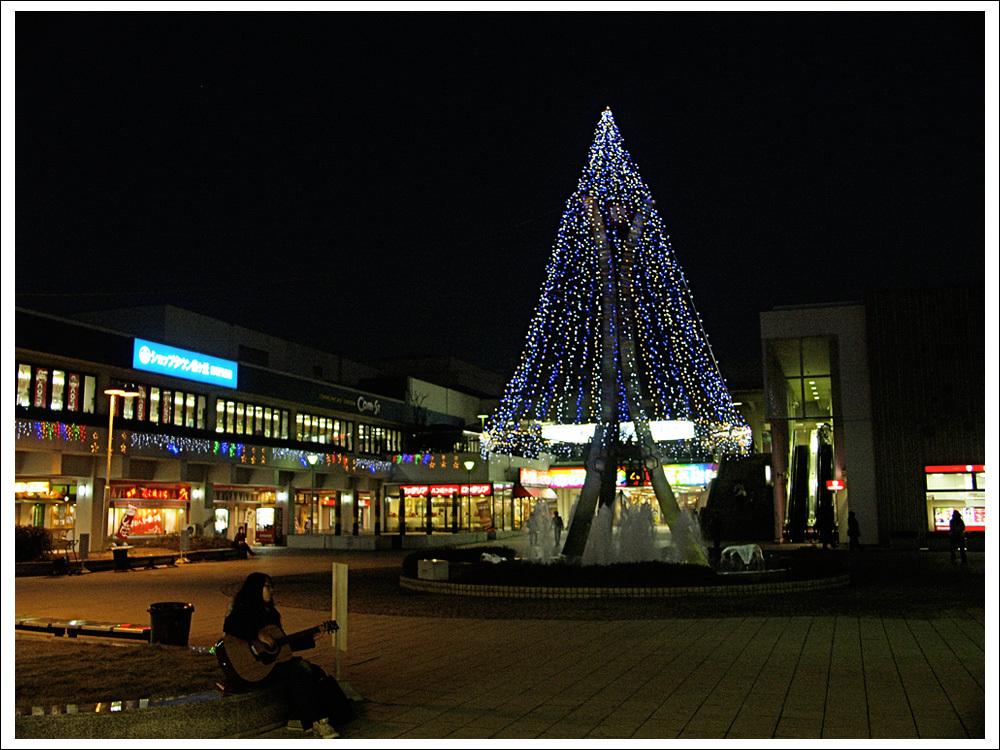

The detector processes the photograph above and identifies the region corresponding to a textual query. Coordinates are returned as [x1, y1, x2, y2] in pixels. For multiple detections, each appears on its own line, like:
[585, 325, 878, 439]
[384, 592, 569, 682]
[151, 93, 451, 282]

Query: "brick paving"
[13, 540, 991, 741]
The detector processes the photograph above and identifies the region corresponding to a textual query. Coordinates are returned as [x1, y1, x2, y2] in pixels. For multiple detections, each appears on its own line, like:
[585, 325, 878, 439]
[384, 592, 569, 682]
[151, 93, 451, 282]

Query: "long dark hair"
[231, 572, 275, 613]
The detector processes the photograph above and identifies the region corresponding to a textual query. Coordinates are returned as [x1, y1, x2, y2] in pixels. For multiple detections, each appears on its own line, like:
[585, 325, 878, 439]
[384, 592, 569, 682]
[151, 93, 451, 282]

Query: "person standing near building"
[847, 511, 861, 552]
[949, 510, 968, 564]
[553, 511, 564, 546]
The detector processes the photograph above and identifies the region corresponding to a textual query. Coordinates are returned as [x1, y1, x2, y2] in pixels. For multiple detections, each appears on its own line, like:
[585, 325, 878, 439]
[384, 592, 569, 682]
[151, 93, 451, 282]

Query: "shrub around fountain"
[451, 559, 720, 587]
[401, 546, 518, 578]
[402, 545, 846, 589]
[402, 546, 718, 588]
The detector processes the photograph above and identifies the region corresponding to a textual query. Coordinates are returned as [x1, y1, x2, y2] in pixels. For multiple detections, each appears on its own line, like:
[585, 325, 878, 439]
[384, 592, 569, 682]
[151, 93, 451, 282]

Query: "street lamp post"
[464, 459, 475, 532]
[102, 383, 140, 552]
[307, 454, 318, 533]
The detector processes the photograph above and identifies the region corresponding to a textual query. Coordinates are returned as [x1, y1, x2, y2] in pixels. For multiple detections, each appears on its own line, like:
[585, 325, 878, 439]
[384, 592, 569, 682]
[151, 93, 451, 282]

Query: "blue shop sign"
[132, 338, 238, 388]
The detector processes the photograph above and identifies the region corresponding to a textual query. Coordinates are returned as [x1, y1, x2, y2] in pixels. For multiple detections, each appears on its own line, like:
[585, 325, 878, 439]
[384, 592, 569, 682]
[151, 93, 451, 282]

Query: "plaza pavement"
[12, 538, 992, 742]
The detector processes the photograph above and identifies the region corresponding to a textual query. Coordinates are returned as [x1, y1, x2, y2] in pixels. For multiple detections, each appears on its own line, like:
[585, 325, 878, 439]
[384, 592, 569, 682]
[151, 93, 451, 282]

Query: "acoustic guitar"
[215, 619, 337, 685]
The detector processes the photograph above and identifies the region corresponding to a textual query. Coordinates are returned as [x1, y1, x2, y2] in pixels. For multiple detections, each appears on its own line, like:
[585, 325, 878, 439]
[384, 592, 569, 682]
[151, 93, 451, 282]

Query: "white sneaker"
[312, 719, 339, 738]
[285, 719, 305, 731]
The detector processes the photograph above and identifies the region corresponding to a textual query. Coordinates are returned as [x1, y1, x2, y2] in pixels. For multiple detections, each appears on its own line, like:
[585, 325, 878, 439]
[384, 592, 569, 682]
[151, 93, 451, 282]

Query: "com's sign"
[132, 338, 238, 389]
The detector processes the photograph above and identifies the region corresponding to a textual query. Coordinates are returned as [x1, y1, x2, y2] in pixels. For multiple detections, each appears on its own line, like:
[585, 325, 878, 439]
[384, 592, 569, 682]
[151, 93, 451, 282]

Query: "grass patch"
[15, 637, 223, 708]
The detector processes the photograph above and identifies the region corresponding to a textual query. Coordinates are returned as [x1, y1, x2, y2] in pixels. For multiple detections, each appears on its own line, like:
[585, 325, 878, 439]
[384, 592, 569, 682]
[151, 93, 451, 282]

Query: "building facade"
[14, 306, 517, 554]
[760, 286, 986, 548]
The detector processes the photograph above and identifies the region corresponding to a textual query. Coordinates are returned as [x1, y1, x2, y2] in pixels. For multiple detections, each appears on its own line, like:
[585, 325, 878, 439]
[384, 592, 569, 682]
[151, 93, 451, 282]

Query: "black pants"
[271, 657, 352, 727]
[950, 536, 968, 564]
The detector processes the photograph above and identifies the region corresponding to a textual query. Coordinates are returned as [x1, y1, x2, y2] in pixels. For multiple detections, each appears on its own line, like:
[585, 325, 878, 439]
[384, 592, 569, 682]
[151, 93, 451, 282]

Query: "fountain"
[524, 499, 557, 561]
[482, 110, 750, 571]
[576, 491, 709, 566]
[580, 503, 615, 566]
[614, 497, 658, 563]
[719, 543, 766, 572]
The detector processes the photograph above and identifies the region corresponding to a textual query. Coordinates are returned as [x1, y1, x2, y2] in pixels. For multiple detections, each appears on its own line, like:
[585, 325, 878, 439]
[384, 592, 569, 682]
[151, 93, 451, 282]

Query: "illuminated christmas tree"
[484, 108, 750, 464]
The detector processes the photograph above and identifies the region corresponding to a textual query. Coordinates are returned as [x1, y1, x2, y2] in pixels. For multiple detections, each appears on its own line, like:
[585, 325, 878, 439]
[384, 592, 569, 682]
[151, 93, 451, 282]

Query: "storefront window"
[765, 337, 835, 421]
[83, 375, 96, 413]
[298, 412, 354, 450]
[161, 389, 173, 423]
[50, 370, 65, 411]
[14, 481, 78, 530]
[925, 465, 986, 533]
[354, 423, 400, 455]
[15, 364, 96, 415]
[17, 364, 32, 407]
[214, 508, 230, 535]
[114, 383, 204, 429]
[122, 392, 136, 420]
[293, 490, 337, 533]
[218, 400, 288, 439]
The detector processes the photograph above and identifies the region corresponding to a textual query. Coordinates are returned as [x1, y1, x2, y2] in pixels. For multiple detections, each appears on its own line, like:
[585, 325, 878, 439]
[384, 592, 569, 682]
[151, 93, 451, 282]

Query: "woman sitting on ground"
[222, 572, 351, 738]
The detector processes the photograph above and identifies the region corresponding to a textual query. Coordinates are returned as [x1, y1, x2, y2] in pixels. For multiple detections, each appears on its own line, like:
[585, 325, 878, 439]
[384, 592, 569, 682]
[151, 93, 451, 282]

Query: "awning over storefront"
[512, 484, 534, 498]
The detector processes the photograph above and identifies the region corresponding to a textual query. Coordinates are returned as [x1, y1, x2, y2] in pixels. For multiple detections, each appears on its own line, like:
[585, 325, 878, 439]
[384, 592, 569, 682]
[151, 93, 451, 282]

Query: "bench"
[185, 547, 239, 563]
[109, 548, 178, 572]
[135, 553, 179, 570]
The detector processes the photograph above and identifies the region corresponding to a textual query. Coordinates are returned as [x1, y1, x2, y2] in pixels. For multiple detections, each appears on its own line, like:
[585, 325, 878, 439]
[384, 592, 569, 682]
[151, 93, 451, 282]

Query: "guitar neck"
[276, 620, 336, 648]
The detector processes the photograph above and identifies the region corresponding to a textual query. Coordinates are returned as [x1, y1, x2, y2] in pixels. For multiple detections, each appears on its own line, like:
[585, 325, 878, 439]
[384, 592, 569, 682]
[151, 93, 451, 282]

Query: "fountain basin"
[400, 545, 849, 598]
[399, 570, 849, 599]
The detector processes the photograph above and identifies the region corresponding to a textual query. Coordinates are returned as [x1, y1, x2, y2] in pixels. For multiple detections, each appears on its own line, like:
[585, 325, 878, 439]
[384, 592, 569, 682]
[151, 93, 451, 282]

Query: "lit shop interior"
[293, 490, 378, 535]
[532, 464, 717, 524]
[764, 335, 838, 533]
[213, 486, 280, 544]
[107, 482, 191, 539]
[383, 483, 520, 533]
[14, 480, 79, 532]
[925, 464, 986, 534]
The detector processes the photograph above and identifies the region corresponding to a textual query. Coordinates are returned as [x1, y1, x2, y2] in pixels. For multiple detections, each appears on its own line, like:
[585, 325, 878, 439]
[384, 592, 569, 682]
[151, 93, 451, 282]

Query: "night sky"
[10, 8, 992, 388]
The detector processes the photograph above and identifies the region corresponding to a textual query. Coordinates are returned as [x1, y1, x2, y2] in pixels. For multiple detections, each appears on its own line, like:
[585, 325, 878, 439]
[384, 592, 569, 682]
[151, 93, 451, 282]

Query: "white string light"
[484, 109, 751, 459]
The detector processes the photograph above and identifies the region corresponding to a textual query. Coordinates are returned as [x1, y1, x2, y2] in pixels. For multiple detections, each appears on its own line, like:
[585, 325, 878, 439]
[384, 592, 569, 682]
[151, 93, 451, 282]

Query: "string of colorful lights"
[483, 108, 751, 459]
[16, 420, 393, 475]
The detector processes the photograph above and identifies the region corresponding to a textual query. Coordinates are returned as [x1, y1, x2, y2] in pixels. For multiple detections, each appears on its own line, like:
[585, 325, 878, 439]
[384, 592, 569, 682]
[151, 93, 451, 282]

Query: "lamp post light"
[307, 454, 318, 533]
[464, 459, 475, 532]
[102, 383, 140, 551]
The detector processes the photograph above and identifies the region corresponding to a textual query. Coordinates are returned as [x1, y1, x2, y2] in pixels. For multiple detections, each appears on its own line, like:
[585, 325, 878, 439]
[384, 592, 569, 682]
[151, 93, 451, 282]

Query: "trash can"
[148, 602, 194, 646]
[112, 545, 132, 572]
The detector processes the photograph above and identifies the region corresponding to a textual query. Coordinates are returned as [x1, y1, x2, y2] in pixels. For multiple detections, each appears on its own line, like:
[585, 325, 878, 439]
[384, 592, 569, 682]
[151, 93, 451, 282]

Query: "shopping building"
[760, 286, 986, 548]
[14, 305, 541, 554]
[15, 284, 986, 555]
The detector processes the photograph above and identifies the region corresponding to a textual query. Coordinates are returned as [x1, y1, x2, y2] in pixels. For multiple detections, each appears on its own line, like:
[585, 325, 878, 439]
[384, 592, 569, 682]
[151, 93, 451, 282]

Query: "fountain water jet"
[524, 499, 557, 561]
[615, 497, 658, 563]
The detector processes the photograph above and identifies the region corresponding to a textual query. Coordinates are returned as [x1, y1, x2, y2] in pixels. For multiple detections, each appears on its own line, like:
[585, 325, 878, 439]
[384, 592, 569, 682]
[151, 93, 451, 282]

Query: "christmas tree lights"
[484, 109, 750, 459]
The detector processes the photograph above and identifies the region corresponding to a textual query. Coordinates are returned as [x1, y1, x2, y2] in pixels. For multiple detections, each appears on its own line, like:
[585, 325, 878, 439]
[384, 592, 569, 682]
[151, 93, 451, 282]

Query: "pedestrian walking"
[847, 510, 861, 552]
[553, 511, 564, 545]
[949, 510, 968, 564]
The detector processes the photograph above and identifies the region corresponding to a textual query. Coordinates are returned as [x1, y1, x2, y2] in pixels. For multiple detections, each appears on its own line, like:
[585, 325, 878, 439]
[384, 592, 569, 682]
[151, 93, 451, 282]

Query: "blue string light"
[484, 109, 750, 459]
